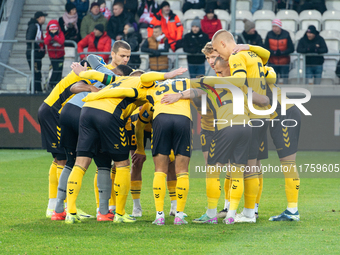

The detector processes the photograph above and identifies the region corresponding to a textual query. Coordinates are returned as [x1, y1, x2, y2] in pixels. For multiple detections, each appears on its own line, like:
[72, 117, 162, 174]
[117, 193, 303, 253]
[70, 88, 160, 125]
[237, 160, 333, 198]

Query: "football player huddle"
[39, 29, 301, 226]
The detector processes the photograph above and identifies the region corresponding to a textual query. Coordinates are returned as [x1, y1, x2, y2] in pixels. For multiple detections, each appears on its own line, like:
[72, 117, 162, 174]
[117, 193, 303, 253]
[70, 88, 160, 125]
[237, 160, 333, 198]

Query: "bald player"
[212, 30, 270, 223]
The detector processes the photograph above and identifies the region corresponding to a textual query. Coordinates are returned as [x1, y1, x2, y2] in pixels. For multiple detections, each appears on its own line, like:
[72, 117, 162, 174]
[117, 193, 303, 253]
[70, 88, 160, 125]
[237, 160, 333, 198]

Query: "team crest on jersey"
[142, 110, 149, 119]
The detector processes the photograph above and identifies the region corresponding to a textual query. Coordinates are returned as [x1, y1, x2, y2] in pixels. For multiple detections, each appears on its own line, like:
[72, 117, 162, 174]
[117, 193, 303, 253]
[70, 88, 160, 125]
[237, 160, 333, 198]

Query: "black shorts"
[257, 134, 268, 161]
[270, 106, 301, 158]
[152, 113, 192, 157]
[248, 119, 269, 160]
[200, 129, 214, 153]
[38, 102, 65, 155]
[208, 125, 252, 165]
[59, 103, 81, 151]
[76, 107, 129, 161]
[127, 125, 152, 151]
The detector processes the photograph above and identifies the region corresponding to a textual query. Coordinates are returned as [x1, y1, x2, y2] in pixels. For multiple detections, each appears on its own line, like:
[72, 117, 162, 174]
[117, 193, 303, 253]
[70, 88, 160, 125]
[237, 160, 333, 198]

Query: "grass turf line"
[0, 150, 339, 254]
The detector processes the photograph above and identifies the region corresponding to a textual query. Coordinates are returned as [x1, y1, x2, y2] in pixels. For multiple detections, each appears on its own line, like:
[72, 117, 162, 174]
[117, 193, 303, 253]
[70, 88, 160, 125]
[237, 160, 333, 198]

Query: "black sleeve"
[26, 23, 37, 40]
[282, 33, 294, 55]
[183, 35, 197, 54]
[141, 39, 158, 55]
[106, 18, 115, 39]
[137, 0, 145, 17]
[256, 34, 264, 47]
[296, 38, 307, 53]
[317, 37, 328, 54]
[58, 17, 66, 33]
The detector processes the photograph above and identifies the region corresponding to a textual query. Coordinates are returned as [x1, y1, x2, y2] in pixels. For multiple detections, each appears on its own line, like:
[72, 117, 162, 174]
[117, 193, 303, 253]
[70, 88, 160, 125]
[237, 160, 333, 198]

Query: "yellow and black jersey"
[264, 66, 293, 119]
[134, 103, 154, 155]
[146, 79, 191, 119]
[229, 50, 269, 119]
[207, 87, 250, 131]
[191, 97, 215, 132]
[83, 76, 148, 121]
[125, 104, 153, 132]
[44, 71, 91, 114]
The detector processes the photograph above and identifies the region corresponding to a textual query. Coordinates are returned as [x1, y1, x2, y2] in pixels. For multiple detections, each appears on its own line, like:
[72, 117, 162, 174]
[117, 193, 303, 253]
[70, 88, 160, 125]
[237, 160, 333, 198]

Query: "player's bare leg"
[130, 150, 144, 217]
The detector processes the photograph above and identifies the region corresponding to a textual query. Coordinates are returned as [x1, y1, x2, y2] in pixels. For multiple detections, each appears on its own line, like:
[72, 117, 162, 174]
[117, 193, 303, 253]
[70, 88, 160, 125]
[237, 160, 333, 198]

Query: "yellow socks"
[229, 164, 244, 212]
[153, 172, 167, 212]
[176, 172, 189, 212]
[282, 160, 299, 210]
[94, 169, 99, 209]
[244, 173, 259, 210]
[49, 161, 58, 199]
[206, 169, 221, 210]
[131, 180, 142, 200]
[67, 165, 86, 214]
[114, 166, 130, 215]
[56, 164, 64, 181]
[167, 180, 177, 201]
[224, 173, 231, 209]
[109, 167, 116, 209]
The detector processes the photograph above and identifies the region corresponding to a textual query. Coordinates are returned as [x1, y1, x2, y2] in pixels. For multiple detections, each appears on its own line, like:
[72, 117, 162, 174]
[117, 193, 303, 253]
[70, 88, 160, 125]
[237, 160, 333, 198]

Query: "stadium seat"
[183, 9, 205, 29]
[235, 10, 253, 33]
[263, 0, 276, 11]
[140, 28, 148, 39]
[256, 29, 269, 44]
[322, 11, 340, 31]
[236, 0, 251, 11]
[321, 69, 339, 85]
[167, 0, 182, 11]
[287, 30, 296, 45]
[276, 10, 299, 32]
[253, 10, 276, 31]
[326, 0, 340, 11]
[295, 29, 305, 43]
[140, 54, 149, 71]
[299, 10, 322, 31]
[214, 10, 230, 30]
[320, 30, 340, 53]
[172, 9, 184, 23]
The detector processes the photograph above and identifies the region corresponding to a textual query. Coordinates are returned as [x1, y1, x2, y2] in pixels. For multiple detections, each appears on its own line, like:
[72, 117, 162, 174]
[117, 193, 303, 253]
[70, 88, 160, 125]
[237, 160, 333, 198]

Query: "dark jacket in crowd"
[183, 29, 210, 64]
[123, 30, 142, 68]
[264, 29, 294, 65]
[141, 35, 170, 71]
[107, 11, 136, 40]
[137, 0, 159, 17]
[237, 30, 263, 47]
[26, 18, 46, 59]
[58, 17, 79, 43]
[297, 31, 328, 66]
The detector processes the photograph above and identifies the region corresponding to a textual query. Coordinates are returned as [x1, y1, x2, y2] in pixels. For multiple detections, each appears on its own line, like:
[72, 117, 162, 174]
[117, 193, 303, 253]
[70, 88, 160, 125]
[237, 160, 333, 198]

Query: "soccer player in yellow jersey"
[212, 30, 271, 223]
[130, 103, 186, 218]
[38, 60, 99, 218]
[64, 65, 186, 224]
[263, 66, 301, 221]
[162, 56, 270, 224]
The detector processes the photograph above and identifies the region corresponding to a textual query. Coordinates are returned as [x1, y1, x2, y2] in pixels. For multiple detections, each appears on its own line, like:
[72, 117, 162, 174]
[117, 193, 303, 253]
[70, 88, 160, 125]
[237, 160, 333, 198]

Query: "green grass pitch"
[0, 150, 339, 254]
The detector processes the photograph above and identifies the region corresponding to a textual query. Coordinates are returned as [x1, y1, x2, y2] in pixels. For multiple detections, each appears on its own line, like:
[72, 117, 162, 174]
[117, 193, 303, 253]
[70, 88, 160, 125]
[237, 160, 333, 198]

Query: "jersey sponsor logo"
[114, 144, 119, 149]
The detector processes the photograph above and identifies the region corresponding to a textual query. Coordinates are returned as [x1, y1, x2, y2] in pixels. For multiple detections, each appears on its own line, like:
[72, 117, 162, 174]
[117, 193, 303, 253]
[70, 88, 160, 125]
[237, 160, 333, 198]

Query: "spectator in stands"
[264, 19, 294, 84]
[142, 25, 170, 71]
[98, 0, 112, 20]
[80, 2, 107, 39]
[297, 25, 328, 84]
[201, 5, 222, 40]
[67, 0, 89, 30]
[116, 0, 139, 17]
[237, 19, 263, 46]
[77, 24, 111, 63]
[122, 23, 142, 69]
[251, 0, 263, 14]
[276, 0, 300, 12]
[206, 0, 230, 11]
[59, 3, 80, 47]
[298, 0, 327, 14]
[182, 0, 206, 14]
[148, 1, 183, 51]
[44, 20, 65, 92]
[26, 11, 47, 93]
[183, 17, 210, 78]
[107, 1, 136, 42]
[138, 0, 160, 28]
